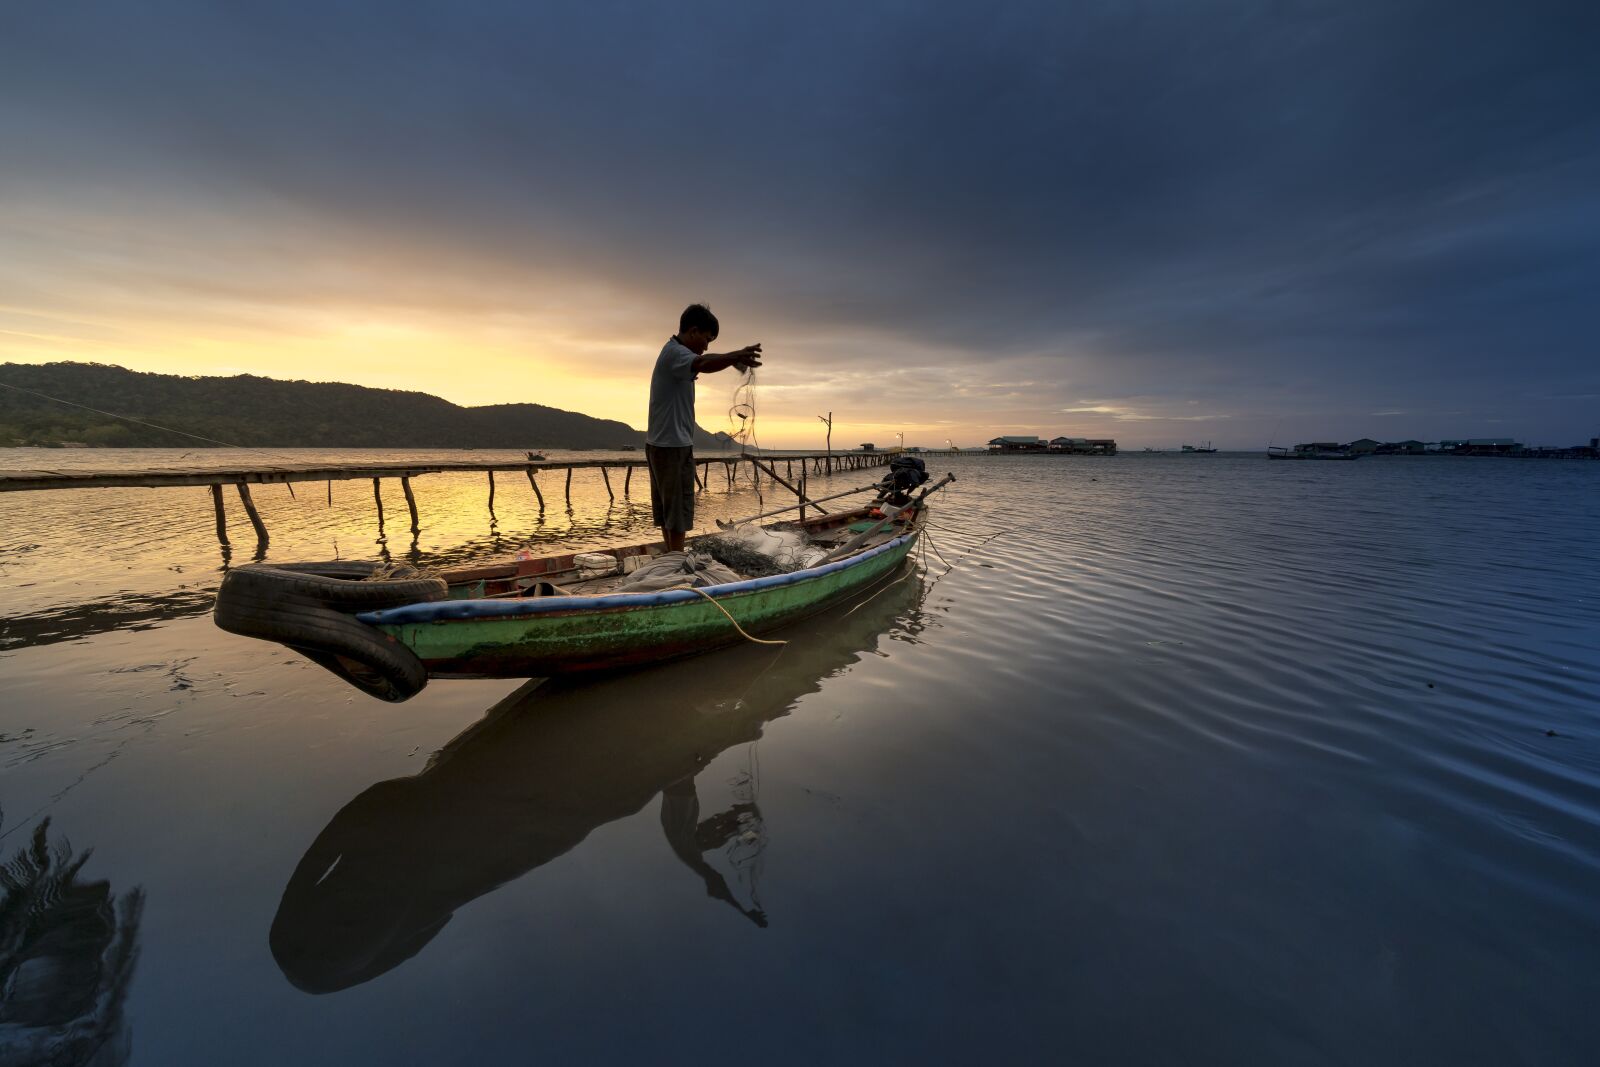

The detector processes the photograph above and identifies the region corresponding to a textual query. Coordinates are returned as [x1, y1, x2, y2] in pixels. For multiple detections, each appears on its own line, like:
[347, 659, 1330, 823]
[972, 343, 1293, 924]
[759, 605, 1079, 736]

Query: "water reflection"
[0, 590, 218, 651]
[0, 817, 143, 1066]
[270, 570, 924, 993]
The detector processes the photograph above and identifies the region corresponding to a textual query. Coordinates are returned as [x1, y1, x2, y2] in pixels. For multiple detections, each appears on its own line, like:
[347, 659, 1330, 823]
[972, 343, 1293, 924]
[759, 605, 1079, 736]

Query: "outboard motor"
[882, 454, 930, 506]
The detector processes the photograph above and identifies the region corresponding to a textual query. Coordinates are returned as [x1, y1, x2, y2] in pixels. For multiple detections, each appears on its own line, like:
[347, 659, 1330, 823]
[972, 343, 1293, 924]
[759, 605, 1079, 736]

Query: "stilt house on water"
[1049, 436, 1118, 455]
[987, 435, 1118, 454]
[988, 436, 1045, 452]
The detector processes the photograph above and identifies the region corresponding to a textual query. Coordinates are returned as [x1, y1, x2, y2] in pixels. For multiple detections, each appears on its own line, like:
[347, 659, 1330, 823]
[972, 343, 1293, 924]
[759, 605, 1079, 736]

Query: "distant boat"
[525, 451, 547, 461]
[1180, 442, 1217, 453]
[1267, 446, 1359, 461]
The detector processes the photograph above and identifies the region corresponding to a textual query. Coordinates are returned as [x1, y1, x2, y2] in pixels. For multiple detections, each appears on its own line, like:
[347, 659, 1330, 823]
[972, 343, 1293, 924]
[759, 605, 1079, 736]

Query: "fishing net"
[697, 526, 826, 577]
[727, 367, 759, 452]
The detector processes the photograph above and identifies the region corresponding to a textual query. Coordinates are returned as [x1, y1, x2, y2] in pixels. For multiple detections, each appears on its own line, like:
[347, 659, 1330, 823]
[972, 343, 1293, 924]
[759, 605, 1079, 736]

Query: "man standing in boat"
[647, 304, 762, 552]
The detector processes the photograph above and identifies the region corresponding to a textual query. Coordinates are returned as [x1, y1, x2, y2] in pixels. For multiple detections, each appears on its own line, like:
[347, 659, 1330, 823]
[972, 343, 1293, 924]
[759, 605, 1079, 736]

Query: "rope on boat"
[669, 585, 789, 646]
[843, 559, 919, 617]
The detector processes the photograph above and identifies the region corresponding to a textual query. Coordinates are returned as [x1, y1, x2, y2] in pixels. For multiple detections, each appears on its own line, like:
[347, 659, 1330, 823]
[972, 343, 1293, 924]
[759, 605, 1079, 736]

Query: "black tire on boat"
[214, 562, 447, 703]
[220, 561, 444, 610]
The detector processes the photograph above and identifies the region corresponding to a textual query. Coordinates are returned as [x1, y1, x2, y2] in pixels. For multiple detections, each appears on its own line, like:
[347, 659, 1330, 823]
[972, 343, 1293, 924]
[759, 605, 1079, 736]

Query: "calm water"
[2, 449, 1598, 1065]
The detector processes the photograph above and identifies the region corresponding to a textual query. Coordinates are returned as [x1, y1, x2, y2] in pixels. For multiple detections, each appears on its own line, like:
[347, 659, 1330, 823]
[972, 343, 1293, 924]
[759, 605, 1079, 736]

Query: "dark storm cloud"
[3, 0, 1597, 440]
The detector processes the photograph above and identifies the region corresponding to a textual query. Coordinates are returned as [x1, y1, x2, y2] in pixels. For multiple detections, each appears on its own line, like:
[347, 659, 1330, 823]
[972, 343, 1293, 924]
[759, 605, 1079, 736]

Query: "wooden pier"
[0, 451, 942, 546]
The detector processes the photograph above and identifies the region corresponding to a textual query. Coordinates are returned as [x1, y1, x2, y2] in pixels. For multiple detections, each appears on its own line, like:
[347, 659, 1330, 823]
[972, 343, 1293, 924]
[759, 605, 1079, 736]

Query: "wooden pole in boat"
[600, 466, 614, 501]
[564, 467, 572, 507]
[716, 481, 881, 529]
[525, 468, 544, 509]
[209, 484, 230, 545]
[372, 478, 384, 526]
[749, 457, 827, 514]
[235, 483, 268, 542]
[401, 476, 420, 533]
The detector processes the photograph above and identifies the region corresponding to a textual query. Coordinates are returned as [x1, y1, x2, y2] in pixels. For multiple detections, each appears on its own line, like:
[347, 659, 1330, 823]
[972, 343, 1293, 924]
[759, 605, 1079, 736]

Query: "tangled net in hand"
[728, 367, 760, 453]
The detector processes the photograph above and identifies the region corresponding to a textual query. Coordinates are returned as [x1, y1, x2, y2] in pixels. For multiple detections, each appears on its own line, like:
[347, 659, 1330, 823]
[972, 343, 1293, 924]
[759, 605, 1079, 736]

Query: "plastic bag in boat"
[614, 551, 742, 592]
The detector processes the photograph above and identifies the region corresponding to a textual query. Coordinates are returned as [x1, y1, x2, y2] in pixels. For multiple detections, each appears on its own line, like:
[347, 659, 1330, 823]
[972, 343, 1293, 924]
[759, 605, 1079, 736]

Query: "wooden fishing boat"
[214, 474, 950, 702]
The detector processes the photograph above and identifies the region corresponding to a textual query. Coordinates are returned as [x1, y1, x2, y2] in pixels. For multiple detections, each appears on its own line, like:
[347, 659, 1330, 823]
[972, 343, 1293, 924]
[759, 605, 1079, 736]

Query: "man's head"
[676, 303, 719, 354]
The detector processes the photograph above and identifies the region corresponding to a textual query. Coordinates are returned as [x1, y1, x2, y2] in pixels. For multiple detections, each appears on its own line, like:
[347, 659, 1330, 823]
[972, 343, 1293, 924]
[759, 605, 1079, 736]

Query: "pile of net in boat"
[696, 526, 827, 578]
[614, 550, 741, 591]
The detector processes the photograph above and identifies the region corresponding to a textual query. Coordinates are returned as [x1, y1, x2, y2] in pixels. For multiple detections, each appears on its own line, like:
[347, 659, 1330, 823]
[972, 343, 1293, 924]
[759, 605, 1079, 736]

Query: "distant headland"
[0, 362, 734, 450]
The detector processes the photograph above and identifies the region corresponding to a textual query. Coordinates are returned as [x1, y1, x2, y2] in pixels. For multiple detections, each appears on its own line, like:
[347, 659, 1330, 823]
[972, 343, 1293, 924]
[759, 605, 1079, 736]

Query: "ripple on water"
[1, 448, 1598, 1061]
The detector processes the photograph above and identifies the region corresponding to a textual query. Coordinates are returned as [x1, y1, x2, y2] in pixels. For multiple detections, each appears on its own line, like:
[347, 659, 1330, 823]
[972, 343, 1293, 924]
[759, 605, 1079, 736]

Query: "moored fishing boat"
[214, 468, 951, 702]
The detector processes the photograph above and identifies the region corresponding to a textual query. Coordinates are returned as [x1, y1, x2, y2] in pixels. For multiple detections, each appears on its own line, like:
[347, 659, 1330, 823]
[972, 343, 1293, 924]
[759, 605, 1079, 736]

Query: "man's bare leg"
[663, 528, 687, 553]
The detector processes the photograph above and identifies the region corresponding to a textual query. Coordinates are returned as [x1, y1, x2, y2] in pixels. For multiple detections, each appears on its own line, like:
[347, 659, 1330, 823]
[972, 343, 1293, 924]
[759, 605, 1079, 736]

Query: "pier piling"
[235, 483, 268, 542]
[209, 484, 229, 545]
[525, 468, 544, 509]
[401, 476, 420, 533]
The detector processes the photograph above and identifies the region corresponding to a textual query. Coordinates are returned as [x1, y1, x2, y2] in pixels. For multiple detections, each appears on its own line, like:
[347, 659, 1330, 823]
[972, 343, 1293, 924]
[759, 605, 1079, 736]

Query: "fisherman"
[647, 304, 762, 552]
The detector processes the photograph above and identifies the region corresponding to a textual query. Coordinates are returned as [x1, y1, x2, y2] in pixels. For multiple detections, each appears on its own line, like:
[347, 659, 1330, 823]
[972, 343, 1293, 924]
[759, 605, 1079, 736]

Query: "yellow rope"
[667, 584, 788, 646]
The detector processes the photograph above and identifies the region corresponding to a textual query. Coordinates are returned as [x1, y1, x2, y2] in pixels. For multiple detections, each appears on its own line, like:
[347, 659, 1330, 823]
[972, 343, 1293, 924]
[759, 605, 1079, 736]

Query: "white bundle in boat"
[573, 552, 620, 580]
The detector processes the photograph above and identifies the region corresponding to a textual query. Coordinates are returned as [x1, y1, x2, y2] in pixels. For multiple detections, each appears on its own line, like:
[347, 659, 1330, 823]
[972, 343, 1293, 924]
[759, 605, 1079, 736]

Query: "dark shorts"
[646, 445, 695, 532]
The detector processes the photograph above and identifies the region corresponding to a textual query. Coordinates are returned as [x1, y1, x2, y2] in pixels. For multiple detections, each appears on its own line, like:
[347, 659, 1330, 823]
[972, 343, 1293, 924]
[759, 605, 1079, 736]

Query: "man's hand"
[695, 343, 763, 375]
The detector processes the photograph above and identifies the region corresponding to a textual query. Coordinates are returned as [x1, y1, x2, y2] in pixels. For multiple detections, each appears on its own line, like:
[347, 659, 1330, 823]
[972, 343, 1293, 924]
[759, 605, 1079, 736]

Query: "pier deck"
[0, 451, 956, 493]
[0, 450, 957, 546]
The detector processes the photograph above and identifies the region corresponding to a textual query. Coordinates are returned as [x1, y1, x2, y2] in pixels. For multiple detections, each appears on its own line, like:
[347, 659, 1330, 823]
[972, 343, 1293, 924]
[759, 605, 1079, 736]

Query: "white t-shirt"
[647, 337, 699, 448]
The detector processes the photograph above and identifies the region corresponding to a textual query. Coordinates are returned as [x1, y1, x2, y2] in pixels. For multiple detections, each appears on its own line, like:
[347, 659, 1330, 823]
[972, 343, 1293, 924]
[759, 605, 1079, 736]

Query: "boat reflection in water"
[0, 817, 143, 1066]
[269, 570, 925, 994]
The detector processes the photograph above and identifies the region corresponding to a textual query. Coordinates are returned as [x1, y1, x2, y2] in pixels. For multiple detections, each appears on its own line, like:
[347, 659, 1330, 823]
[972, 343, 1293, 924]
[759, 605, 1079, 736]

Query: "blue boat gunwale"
[358, 531, 916, 626]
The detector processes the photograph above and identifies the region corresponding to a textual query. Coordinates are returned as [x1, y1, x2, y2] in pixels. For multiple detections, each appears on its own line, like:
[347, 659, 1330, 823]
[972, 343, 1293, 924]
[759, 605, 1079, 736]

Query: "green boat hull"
[376, 532, 916, 678]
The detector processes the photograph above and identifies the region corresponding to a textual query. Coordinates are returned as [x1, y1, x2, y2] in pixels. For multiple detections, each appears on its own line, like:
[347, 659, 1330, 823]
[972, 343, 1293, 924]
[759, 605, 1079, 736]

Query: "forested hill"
[0, 362, 734, 449]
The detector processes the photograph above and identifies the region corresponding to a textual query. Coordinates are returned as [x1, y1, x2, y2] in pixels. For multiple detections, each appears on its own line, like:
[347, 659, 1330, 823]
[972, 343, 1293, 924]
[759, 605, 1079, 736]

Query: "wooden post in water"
[209, 484, 230, 545]
[525, 468, 544, 509]
[372, 478, 385, 527]
[798, 466, 807, 525]
[692, 463, 704, 491]
[600, 466, 614, 501]
[725, 461, 733, 489]
[624, 465, 632, 496]
[401, 476, 420, 533]
[564, 467, 573, 507]
[487, 469, 496, 513]
[235, 483, 268, 542]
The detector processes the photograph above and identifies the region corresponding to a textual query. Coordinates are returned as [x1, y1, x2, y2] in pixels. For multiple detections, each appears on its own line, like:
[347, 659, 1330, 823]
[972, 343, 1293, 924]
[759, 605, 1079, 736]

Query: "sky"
[2, 0, 1596, 449]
